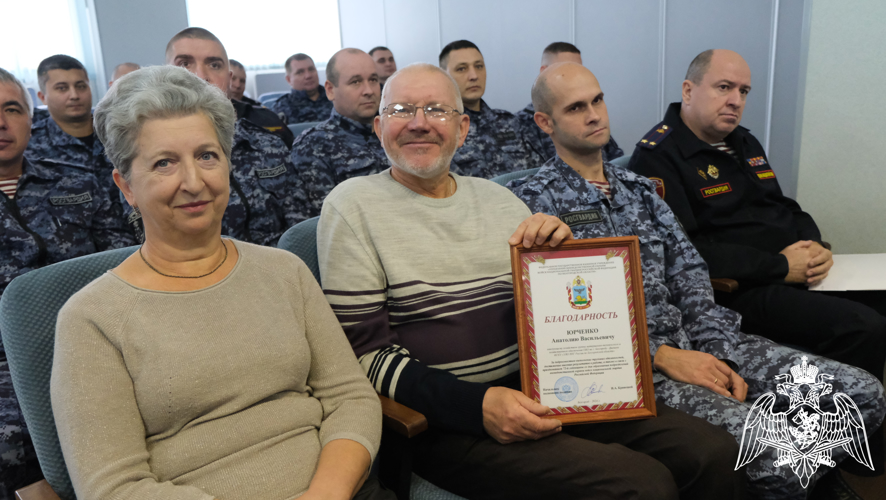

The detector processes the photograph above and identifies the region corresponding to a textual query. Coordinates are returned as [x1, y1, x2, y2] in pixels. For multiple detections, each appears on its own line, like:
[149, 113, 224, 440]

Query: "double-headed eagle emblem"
[735, 356, 873, 487]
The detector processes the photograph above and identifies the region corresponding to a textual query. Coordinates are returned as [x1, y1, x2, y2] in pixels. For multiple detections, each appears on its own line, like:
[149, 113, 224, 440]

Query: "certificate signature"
[583, 382, 605, 397]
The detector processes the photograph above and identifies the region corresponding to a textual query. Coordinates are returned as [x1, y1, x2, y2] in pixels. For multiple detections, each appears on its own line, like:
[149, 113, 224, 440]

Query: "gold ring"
[713, 377, 719, 384]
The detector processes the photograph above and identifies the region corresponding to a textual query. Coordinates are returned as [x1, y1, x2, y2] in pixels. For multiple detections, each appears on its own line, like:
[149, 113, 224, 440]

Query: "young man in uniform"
[369, 46, 397, 87]
[270, 53, 334, 124]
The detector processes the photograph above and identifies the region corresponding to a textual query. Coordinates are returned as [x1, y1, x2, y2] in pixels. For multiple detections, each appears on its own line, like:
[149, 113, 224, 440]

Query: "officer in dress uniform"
[509, 62, 886, 500]
[161, 28, 305, 247]
[289, 48, 388, 219]
[269, 53, 335, 125]
[514, 42, 623, 163]
[0, 68, 135, 498]
[24, 55, 119, 200]
[439, 40, 544, 179]
[629, 49, 886, 382]
[227, 59, 260, 106]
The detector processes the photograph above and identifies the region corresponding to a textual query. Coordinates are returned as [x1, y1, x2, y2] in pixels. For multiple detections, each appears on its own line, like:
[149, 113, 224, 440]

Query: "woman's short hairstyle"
[94, 65, 236, 180]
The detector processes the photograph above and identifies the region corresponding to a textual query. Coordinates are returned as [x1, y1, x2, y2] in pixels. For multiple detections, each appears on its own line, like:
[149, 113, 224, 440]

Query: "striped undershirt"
[710, 141, 736, 157]
[588, 180, 612, 200]
[0, 177, 19, 199]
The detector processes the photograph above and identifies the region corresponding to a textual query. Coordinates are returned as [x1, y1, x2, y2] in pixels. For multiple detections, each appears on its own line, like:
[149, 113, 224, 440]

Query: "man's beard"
[385, 133, 457, 179]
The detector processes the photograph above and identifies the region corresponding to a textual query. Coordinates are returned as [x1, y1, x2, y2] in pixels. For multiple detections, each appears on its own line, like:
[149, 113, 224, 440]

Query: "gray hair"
[94, 65, 236, 180]
[0, 67, 34, 118]
[685, 49, 715, 84]
[379, 63, 464, 114]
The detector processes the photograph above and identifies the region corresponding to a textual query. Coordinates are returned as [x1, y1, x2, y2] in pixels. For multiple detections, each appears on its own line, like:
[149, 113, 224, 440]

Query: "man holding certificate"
[318, 62, 746, 500]
[509, 62, 886, 499]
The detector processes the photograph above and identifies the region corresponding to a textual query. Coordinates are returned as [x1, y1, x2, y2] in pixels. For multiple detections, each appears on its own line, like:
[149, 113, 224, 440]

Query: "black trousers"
[715, 285, 886, 378]
[411, 402, 747, 500]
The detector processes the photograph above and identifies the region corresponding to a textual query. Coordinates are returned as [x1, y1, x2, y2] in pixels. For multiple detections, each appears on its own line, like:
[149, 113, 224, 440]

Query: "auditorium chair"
[277, 218, 465, 500]
[258, 91, 287, 105]
[489, 167, 740, 293]
[287, 121, 321, 138]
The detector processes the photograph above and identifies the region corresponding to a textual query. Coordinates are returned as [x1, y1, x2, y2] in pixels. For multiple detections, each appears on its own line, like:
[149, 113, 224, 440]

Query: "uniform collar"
[290, 85, 328, 102]
[522, 102, 535, 114]
[464, 99, 493, 119]
[41, 115, 95, 150]
[526, 156, 645, 210]
[329, 108, 375, 136]
[664, 102, 749, 159]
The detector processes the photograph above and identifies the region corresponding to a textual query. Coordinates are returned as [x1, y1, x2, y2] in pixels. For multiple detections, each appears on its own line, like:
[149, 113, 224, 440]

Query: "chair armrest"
[16, 480, 61, 500]
[710, 278, 739, 293]
[379, 395, 428, 438]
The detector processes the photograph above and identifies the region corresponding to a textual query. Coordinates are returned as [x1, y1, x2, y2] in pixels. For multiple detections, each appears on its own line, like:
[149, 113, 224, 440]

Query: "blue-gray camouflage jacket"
[515, 102, 624, 163]
[24, 114, 117, 196]
[1, 157, 135, 297]
[453, 100, 545, 179]
[510, 156, 743, 379]
[290, 109, 389, 218]
[269, 86, 334, 125]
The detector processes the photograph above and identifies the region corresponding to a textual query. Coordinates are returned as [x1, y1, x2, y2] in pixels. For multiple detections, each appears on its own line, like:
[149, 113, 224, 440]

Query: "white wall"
[338, 0, 807, 194]
[796, 0, 886, 254]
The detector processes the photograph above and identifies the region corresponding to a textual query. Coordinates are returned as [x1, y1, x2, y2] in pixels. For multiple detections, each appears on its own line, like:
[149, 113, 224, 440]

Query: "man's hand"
[779, 240, 814, 283]
[482, 387, 562, 444]
[509, 213, 573, 248]
[653, 346, 747, 402]
[805, 241, 833, 285]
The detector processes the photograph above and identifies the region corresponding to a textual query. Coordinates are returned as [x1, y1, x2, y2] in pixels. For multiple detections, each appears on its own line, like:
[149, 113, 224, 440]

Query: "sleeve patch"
[649, 177, 665, 199]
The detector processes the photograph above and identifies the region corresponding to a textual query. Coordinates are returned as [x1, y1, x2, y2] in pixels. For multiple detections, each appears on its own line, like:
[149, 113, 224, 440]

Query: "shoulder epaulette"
[636, 122, 673, 149]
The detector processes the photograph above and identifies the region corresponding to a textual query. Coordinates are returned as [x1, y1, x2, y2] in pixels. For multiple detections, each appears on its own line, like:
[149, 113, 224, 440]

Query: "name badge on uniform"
[497, 131, 518, 143]
[756, 170, 776, 180]
[701, 183, 732, 198]
[256, 164, 287, 179]
[49, 192, 92, 206]
[559, 209, 603, 227]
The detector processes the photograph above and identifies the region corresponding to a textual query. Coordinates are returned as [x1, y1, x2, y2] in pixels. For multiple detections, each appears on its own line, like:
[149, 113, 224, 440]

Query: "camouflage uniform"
[124, 104, 308, 247]
[269, 86, 334, 125]
[515, 102, 624, 163]
[24, 114, 117, 198]
[511, 157, 886, 500]
[452, 100, 544, 179]
[290, 109, 389, 218]
[1, 157, 135, 496]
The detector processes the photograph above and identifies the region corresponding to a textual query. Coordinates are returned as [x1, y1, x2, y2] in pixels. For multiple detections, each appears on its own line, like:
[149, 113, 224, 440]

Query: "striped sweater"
[318, 169, 531, 434]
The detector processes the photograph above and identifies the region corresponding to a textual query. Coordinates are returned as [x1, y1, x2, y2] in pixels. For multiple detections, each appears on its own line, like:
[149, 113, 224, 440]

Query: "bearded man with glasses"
[316, 63, 746, 500]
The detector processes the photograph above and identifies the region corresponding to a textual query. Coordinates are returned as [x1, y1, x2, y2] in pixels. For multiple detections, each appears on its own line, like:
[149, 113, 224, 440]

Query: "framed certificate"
[510, 237, 656, 425]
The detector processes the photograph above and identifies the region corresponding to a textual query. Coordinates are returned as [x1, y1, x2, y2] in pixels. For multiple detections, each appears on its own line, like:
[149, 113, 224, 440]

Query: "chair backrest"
[259, 91, 287, 104]
[287, 121, 322, 138]
[0, 246, 138, 499]
[489, 167, 540, 187]
[277, 217, 321, 283]
[610, 155, 630, 169]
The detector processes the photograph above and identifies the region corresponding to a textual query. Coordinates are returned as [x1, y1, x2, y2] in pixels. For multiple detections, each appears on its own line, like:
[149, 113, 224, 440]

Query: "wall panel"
[382, 0, 442, 69]
[338, 0, 386, 50]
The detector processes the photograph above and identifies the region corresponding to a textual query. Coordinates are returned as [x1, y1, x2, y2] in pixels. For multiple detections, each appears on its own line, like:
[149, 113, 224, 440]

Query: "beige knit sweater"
[51, 240, 381, 500]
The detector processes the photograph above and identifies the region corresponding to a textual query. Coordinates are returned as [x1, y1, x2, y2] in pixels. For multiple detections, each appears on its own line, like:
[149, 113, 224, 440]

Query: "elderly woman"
[50, 66, 388, 500]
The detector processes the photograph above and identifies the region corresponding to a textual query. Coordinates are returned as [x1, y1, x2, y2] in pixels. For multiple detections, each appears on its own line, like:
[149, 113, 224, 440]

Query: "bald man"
[289, 48, 387, 218]
[319, 62, 747, 500]
[629, 50, 886, 386]
[512, 61, 886, 499]
[516, 42, 623, 163]
[108, 62, 139, 88]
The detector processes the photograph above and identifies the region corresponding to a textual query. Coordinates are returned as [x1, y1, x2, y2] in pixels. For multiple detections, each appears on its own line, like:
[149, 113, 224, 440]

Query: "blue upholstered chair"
[610, 155, 630, 169]
[0, 247, 138, 500]
[287, 121, 322, 140]
[489, 167, 540, 187]
[258, 91, 287, 105]
[277, 218, 465, 500]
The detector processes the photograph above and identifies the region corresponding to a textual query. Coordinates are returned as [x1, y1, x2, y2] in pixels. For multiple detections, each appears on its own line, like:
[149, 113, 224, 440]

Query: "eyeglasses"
[381, 103, 461, 121]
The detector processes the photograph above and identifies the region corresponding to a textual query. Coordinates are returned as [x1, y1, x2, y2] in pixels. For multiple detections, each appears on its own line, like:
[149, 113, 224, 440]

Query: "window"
[1, 0, 89, 91]
[185, 0, 342, 70]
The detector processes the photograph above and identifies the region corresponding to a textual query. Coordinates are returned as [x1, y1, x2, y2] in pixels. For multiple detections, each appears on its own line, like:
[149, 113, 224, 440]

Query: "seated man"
[270, 53, 334, 124]
[440, 40, 544, 178]
[227, 59, 260, 106]
[108, 62, 139, 88]
[516, 42, 623, 163]
[369, 46, 397, 88]
[318, 62, 747, 500]
[165, 27, 305, 246]
[510, 62, 886, 499]
[290, 48, 387, 218]
[0, 67, 134, 496]
[25, 55, 118, 198]
[629, 50, 886, 380]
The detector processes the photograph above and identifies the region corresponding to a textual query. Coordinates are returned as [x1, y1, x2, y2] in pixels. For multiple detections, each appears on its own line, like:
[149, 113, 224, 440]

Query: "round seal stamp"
[554, 376, 578, 402]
